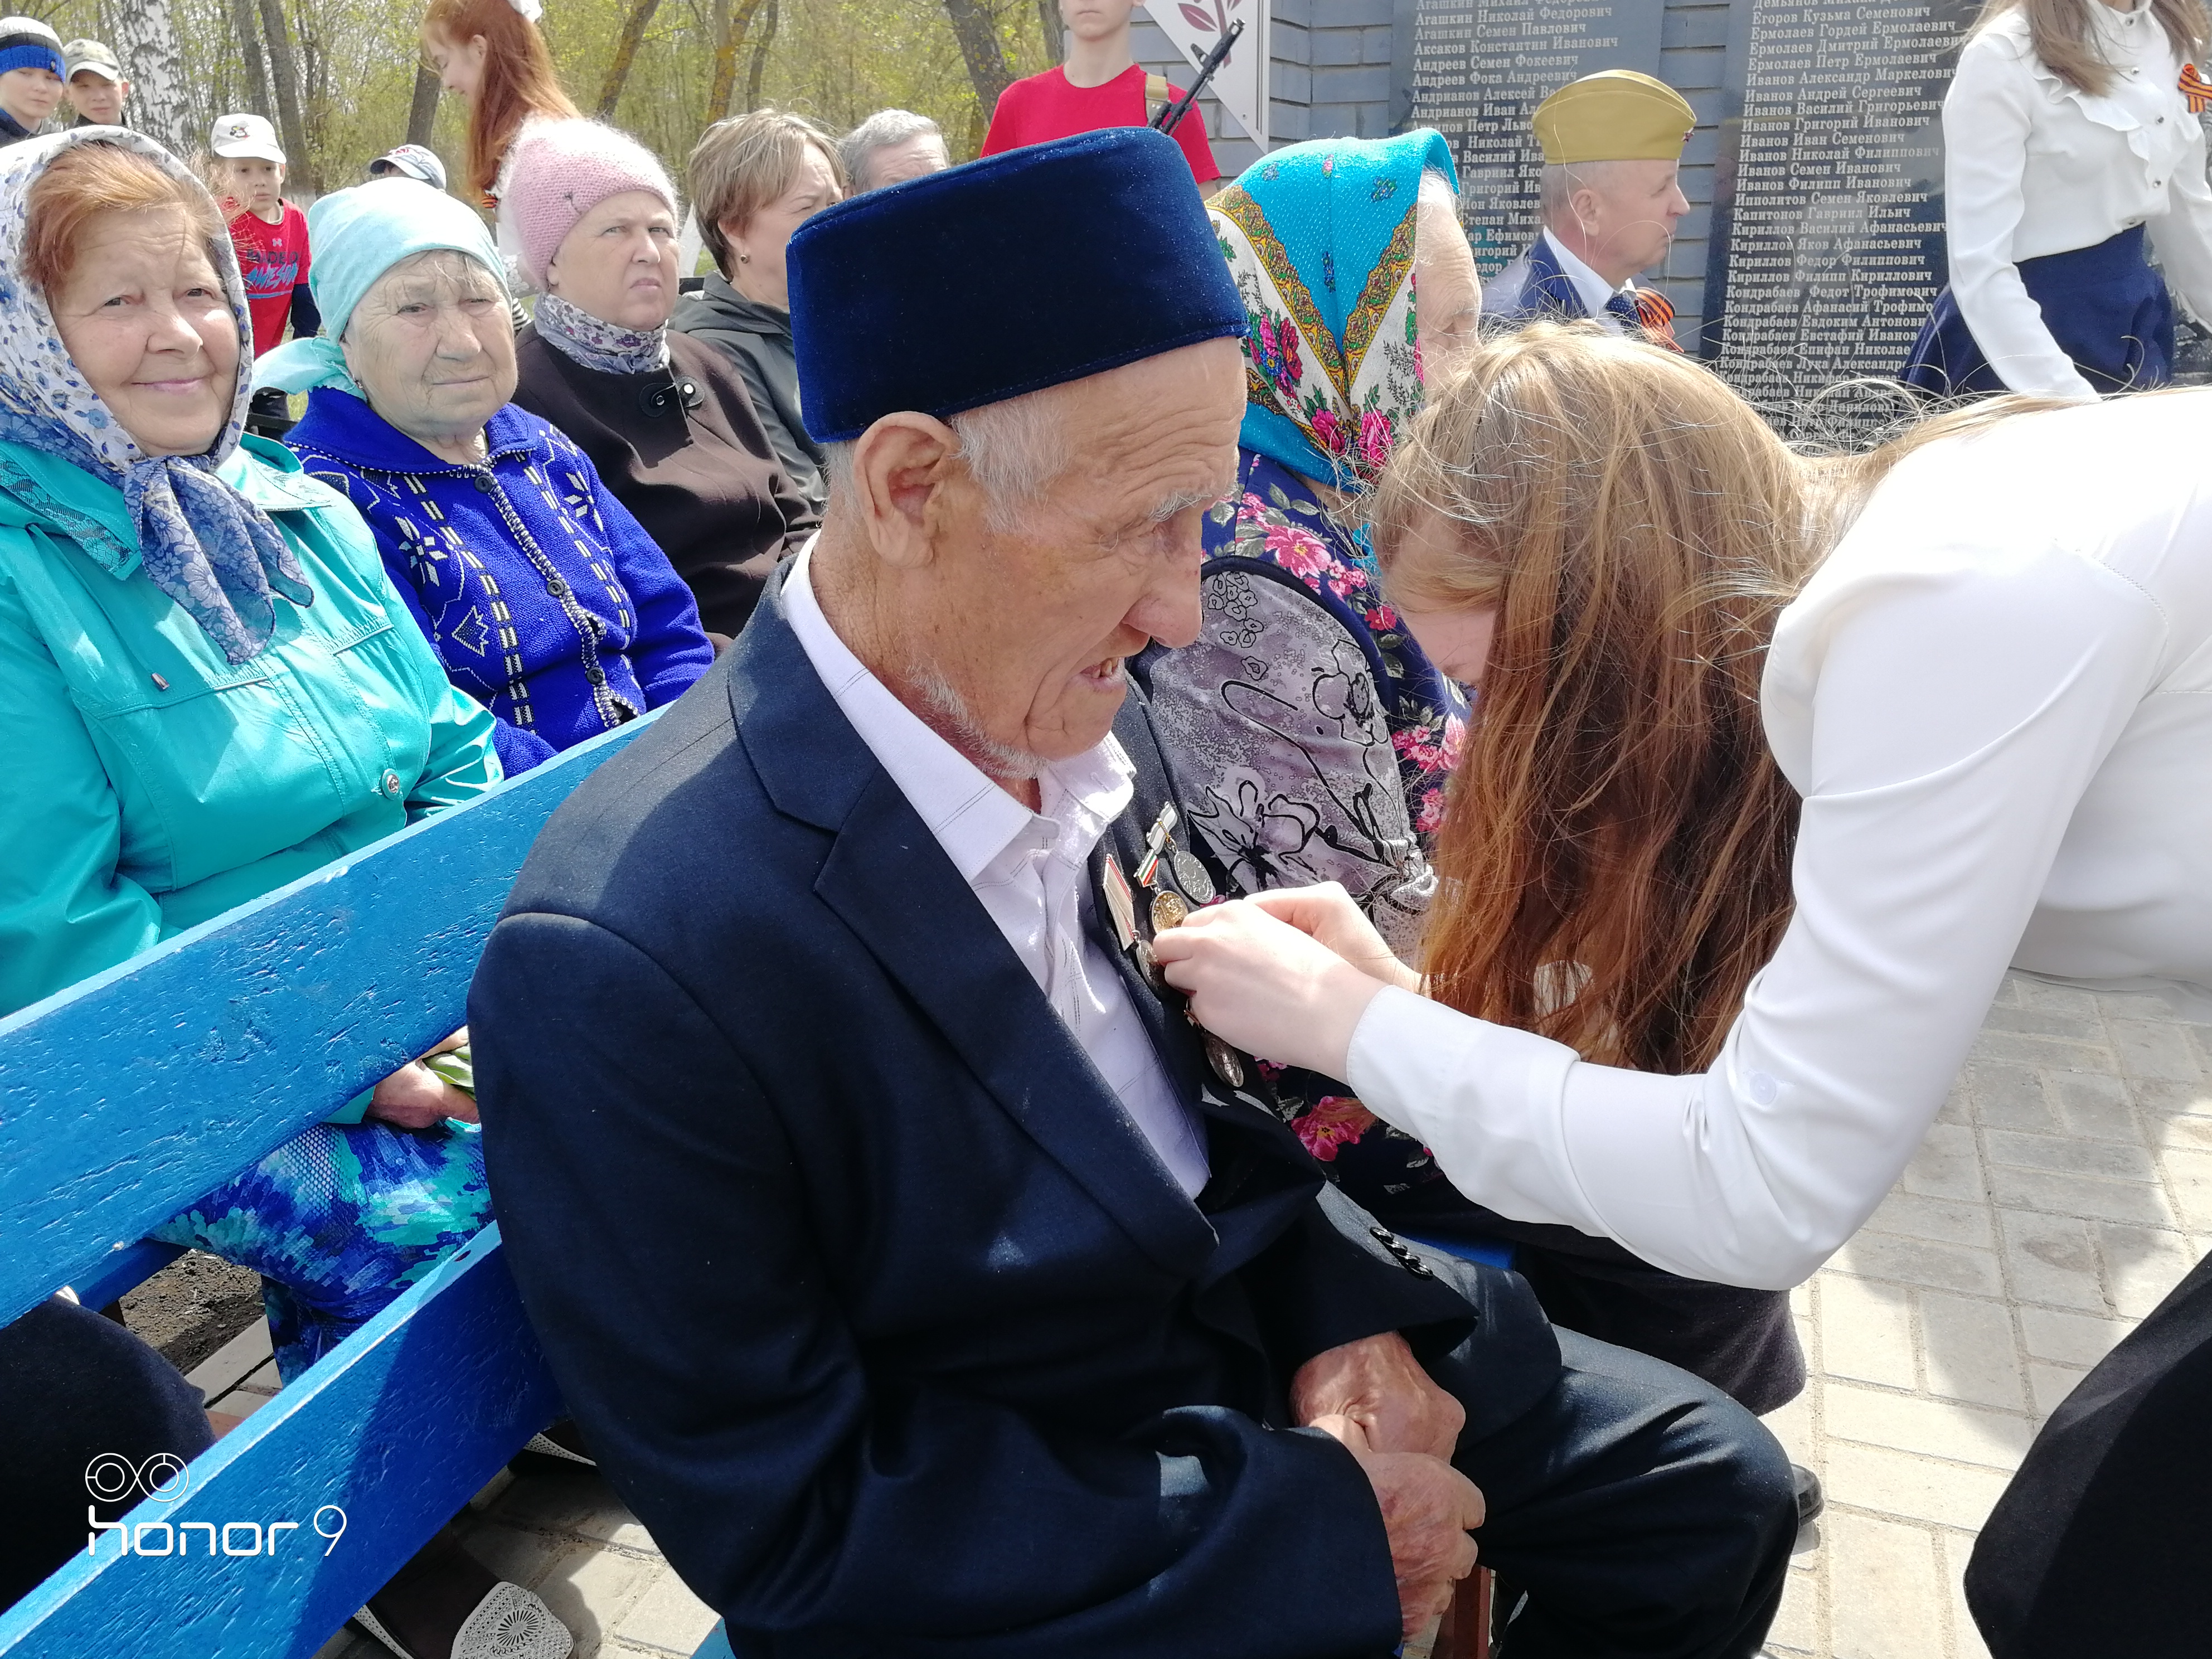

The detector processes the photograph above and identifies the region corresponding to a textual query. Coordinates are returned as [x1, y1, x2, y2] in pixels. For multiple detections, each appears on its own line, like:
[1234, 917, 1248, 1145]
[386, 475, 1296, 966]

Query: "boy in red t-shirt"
[983, 0, 1220, 190]
[211, 112, 319, 439]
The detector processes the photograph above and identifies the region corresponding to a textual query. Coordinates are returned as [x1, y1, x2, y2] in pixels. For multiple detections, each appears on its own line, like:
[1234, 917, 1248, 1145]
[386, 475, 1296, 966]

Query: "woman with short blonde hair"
[672, 109, 845, 512]
[1157, 321, 2212, 1308]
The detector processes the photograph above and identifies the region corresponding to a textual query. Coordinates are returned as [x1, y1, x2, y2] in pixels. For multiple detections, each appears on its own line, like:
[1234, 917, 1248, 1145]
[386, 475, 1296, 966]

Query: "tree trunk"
[596, 0, 664, 118]
[254, 0, 314, 192]
[942, 0, 1015, 115]
[227, 0, 273, 137]
[1037, 0, 1063, 66]
[743, 0, 778, 111]
[100, 0, 193, 156]
[406, 63, 441, 151]
[704, 0, 769, 127]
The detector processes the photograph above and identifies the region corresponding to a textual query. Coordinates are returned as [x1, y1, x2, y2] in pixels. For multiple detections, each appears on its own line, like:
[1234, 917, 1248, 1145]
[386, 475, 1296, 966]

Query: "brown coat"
[512, 327, 817, 642]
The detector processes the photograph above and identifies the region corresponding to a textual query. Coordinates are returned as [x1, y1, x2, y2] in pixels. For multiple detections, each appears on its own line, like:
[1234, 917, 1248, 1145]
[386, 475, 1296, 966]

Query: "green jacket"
[0, 434, 502, 1047]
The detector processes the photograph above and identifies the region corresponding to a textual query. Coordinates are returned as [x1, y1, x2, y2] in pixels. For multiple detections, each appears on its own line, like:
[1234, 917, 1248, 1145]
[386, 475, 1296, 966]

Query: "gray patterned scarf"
[0, 129, 308, 664]
[533, 292, 670, 375]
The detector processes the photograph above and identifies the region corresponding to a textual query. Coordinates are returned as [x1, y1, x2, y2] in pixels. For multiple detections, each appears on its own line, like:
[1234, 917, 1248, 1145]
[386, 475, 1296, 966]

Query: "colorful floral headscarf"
[0, 129, 310, 664]
[1210, 129, 1458, 493]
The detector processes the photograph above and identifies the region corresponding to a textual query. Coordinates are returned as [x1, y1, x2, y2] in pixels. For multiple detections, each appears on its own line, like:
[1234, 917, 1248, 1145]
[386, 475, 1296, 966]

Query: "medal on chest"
[1103, 806, 1246, 1088]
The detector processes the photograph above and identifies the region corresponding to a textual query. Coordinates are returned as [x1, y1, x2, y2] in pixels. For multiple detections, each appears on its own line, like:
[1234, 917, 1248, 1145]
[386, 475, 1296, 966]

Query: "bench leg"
[1434, 1566, 1493, 1659]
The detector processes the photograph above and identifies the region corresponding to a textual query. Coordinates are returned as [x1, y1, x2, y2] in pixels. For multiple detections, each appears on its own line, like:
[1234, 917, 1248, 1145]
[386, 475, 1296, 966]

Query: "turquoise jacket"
[0, 434, 502, 1050]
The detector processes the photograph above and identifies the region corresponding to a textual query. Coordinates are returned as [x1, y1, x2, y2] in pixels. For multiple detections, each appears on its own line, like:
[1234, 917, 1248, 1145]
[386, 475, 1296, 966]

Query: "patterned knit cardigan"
[285, 389, 714, 774]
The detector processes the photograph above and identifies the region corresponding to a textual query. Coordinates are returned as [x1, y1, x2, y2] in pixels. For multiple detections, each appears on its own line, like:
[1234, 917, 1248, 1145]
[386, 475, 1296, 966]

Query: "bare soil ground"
[116, 1250, 264, 1374]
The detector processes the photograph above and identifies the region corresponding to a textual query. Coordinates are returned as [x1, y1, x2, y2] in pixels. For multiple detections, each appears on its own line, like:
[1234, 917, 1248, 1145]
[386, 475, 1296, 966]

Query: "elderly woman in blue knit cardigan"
[256, 181, 712, 774]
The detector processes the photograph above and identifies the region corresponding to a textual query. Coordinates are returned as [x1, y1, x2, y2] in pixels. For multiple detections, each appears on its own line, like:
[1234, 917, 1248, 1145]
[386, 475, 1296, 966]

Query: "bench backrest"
[0, 717, 651, 1658]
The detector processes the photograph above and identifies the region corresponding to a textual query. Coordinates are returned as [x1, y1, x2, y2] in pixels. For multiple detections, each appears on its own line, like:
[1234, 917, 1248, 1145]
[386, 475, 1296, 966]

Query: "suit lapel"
[733, 576, 1220, 1279]
[1524, 232, 1589, 322]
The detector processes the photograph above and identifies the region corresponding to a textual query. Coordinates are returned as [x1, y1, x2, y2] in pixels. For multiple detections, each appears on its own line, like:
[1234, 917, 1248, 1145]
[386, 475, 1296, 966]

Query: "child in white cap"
[211, 113, 321, 437]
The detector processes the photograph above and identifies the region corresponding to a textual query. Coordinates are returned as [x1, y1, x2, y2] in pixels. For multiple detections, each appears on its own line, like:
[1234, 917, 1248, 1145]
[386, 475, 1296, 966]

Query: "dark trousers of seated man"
[1414, 1250, 1794, 1657]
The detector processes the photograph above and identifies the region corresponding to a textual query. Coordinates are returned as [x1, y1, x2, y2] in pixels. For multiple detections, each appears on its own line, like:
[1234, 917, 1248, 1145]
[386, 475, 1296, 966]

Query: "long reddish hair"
[421, 0, 579, 203]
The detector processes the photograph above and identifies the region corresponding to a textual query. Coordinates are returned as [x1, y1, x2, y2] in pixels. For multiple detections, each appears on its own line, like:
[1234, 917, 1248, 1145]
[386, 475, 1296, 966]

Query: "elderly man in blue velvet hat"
[469, 127, 1794, 1658]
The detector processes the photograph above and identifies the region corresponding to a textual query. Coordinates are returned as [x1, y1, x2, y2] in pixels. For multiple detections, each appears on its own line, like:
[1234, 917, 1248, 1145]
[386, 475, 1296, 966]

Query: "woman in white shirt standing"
[1153, 322, 2212, 1296]
[1903, 0, 2212, 398]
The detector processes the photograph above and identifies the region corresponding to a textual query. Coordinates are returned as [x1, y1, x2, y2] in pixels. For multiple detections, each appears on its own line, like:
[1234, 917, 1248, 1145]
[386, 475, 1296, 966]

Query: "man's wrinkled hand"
[1292, 1331, 1465, 1461]
[1312, 1414, 1483, 1639]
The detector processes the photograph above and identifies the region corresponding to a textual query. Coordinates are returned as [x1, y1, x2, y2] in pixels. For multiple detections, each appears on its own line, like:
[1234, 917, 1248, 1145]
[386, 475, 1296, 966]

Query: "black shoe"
[1792, 1462, 1824, 1528]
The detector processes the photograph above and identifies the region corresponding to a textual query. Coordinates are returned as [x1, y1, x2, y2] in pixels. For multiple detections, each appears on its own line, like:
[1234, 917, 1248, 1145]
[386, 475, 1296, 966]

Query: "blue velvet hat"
[787, 127, 1246, 443]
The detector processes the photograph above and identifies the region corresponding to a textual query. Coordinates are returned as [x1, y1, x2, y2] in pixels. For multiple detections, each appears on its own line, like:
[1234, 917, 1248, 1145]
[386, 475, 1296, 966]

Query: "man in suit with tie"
[470, 127, 1793, 1658]
[1483, 70, 1695, 350]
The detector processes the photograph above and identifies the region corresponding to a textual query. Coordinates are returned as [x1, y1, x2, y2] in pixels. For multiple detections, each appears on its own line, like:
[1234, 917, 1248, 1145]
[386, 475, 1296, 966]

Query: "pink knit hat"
[505, 119, 679, 291]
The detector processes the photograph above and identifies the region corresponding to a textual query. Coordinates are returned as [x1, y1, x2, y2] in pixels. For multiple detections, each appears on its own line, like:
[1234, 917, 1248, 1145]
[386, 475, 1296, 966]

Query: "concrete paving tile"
[1916, 1291, 2025, 1411]
[2017, 1306, 2133, 1368]
[1978, 1002, 2104, 1044]
[2128, 1076, 2212, 1123]
[1982, 1129, 2158, 1183]
[1897, 1122, 1988, 1202]
[1940, 1529, 1996, 1659]
[1935, 1080, 1973, 1126]
[1788, 1280, 1813, 1317]
[2157, 1145, 2212, 1231]
[1986, 1163, 2176, 1227]
[1829, 1232, 2003, 1298]
[531, 1540, 664, 1657]
[2006, 978, 2099, 1019]
[1860, 1191, 1993, 1249]
[2044, 1069, 2140, 1143]
[492, 1466, 630, 1536]
[614, 1565, 721, 1654]
[1763, 1388, 1816, 1466]
[1823, 1442, 2012, 1531]
[1821, 1384, 2033, 1473]
[2026, 1361, 2088, 1419]
[2094, 1220, 2199, 1319]
[2106, 1017, 2207, 1081]
[2149, 1111, 2212, 1153]
[1996, 1210, 2105, 1311]
[1964, 1029, 2111, 1074]
[1815, 1273, 1918, 1390]
[1767, 1558, 1823, 1655]
[1826, 1512, 1946, 1659]
[570, 1497, 656, 1551]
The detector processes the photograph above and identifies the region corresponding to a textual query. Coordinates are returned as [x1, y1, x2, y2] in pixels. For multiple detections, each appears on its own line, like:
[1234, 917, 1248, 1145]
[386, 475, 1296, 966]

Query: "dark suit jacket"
[470, 572, 1561, 1657]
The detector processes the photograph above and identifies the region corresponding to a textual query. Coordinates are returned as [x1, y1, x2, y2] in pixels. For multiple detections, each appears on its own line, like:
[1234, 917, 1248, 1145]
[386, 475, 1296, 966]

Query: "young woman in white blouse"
[1153, 323, 2212, 1294]
[1902, 0, 2212, 397]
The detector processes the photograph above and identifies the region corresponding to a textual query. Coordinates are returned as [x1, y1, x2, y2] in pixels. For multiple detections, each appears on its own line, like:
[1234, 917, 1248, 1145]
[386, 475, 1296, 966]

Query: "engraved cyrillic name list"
[1411, 2, 1661, 274]
[1710, 3, 1966, 415]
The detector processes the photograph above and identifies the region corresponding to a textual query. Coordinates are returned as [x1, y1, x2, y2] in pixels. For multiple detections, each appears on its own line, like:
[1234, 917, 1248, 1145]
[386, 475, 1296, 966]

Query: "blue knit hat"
[787, 127, 1246, 443]
[0, 17, 63, 81]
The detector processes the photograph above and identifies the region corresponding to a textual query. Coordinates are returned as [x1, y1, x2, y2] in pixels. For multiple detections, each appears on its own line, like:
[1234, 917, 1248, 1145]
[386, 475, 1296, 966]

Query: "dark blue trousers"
[1902, 224, 2174, 397]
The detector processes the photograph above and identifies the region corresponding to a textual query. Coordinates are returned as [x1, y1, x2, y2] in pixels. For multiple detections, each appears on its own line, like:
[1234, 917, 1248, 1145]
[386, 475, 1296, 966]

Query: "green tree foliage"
[57, 0, 1057, 198]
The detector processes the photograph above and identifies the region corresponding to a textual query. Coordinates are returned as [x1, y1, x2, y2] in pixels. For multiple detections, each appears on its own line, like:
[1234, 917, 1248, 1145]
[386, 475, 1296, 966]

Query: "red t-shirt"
[982, 64, 1221, 187]
[227, 202, 312, 359]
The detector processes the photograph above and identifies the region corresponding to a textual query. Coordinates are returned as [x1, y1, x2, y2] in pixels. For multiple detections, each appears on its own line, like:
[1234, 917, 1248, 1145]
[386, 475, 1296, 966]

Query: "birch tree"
[102, 0, 195, 154]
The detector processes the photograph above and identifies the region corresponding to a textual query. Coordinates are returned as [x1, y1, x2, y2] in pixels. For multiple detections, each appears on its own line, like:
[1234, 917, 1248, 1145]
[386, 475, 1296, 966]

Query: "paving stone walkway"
[290, 969, 2210, 1659]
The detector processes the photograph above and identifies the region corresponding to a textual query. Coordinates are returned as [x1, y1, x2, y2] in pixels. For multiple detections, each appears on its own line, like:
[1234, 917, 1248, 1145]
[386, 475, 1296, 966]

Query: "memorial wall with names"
[1701, 0, 1977, 430]
[1409, 2, 1664, 275]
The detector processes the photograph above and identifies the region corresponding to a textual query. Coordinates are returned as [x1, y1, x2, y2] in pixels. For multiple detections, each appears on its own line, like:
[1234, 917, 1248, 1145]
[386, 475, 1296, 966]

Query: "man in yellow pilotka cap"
[1482, 69, 1695, 348]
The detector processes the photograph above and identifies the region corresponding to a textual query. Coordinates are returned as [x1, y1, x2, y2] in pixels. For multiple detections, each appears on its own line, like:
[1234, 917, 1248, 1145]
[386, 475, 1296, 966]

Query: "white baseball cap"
[369, 144, 446, 191]
[210, 111, 284, 163]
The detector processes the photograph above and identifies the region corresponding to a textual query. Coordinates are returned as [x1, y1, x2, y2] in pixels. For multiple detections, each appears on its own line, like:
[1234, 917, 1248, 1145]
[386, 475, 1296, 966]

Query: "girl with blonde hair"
[1156, 322, 2212, 1316]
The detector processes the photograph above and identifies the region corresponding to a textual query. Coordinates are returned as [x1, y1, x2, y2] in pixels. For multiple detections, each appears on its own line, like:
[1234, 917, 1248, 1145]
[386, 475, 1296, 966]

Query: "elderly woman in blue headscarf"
[256, 180, 713, 777]
[1143, 129, 1479, 1161]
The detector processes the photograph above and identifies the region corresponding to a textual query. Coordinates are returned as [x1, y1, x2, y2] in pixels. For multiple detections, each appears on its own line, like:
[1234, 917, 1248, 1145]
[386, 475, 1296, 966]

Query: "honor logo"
[84, 1456, 347, 1560]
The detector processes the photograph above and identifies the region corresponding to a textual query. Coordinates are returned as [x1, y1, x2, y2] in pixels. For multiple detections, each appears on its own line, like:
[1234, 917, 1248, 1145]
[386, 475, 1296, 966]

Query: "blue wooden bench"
[0, 714, 732, 1659]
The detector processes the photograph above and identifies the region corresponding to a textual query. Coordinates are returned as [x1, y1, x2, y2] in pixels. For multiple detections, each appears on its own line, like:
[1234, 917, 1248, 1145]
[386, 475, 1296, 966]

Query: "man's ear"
[847, 411, 962, 571]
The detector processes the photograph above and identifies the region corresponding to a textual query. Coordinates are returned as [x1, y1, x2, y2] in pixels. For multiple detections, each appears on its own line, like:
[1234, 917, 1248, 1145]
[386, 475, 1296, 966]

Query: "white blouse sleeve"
[1347, 544, 2165, 1290]
[2146, 101, 2212, 327]
[1942, 36, 2101, 399]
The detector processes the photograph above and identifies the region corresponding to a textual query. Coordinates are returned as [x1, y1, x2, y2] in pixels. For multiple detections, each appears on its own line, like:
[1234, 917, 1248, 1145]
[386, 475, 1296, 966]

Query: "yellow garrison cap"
[1533, 70, 1695, 164]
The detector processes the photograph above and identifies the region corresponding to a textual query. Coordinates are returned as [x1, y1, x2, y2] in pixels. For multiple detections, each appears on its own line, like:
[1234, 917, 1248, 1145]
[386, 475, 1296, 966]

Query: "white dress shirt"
[1347, 392, 2212, 1290]
[1944, 0, 2212, 398]
[783, 541, 1210, 1198]
[1542, 229, 1632, 332]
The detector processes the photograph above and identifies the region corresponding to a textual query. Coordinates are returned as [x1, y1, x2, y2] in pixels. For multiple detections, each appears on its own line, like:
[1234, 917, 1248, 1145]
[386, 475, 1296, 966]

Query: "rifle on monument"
[1151, 18, 1245, 136]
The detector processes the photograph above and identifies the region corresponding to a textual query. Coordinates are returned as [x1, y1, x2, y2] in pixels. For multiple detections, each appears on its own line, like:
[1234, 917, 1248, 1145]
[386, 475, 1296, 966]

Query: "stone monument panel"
[1700, 0, 1977, 429]
[1410, 1, 1665, 273]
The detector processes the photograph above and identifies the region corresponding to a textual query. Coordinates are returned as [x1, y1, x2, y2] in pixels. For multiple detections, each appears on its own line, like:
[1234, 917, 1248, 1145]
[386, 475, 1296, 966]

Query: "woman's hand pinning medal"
[1152, 883, 1424, 1083]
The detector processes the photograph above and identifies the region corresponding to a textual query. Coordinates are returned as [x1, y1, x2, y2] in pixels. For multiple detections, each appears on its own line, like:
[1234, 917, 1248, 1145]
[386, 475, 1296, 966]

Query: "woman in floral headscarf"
[1142, 128, 1481, 1186]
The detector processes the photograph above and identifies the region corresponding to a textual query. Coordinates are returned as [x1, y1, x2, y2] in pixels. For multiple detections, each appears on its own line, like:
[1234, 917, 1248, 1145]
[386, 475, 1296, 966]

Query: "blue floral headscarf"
[0, 128, 310, 664]
[1210, 129, 1458, 493]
